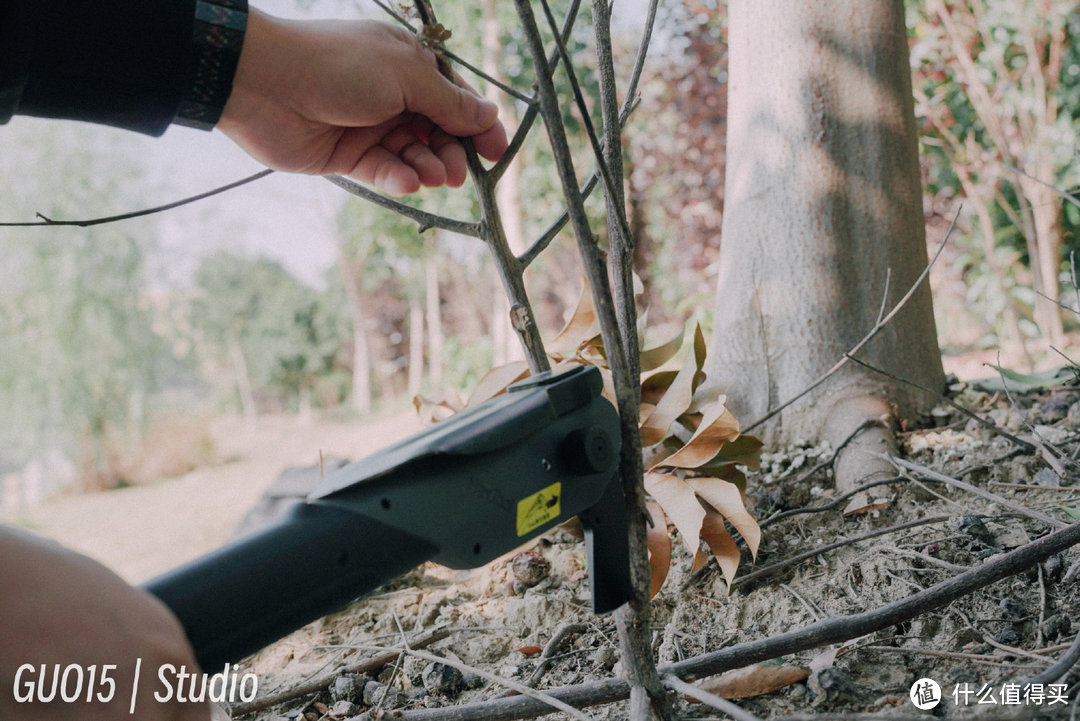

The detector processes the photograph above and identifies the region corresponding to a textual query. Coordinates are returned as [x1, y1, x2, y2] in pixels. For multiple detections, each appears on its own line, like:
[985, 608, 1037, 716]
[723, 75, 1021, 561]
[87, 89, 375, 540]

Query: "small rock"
[512, 550, 552, 588]
[1033, 468, 1062, 487]
[808, 668, 857, 708]
[591, 646, 618, 672]
[330, 673, 366, 703]
[1042, 613, 1072, 641]
[996, 627, 1023, 645]
[1066, 400, 1080, 428]
[403, 656, 427, 686]
[363, 680, 405, 709]
[422, 662, 465, 697]
[329, 700, 357, 717]
[1007, 457, 1035, 484]
[1038, 396, 1070, 423]
[1044, 554, 1065, 580]
[999, 598, 1027, 618]
[958, 515, 994, 544]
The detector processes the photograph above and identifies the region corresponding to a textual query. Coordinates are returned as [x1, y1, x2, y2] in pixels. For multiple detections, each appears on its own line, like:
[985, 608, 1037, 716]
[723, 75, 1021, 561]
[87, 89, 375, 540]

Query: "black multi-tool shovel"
[144, 364, 633, 670]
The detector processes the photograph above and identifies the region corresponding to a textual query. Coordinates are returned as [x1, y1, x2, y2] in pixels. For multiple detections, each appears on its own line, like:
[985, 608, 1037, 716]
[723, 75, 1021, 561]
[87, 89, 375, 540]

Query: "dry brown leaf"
[697, 506, 740, 586]
[639, 326, 685, 372]
[646, 501, 672, 598]
[711, 464, 749, 496]
[548, 278, 597, 354]
[692, 664, 810, 700]
[652, 399, 741, 470]
[687, 477, 760, 561]
[640, 326, 706, 446]
[695, 434, 764, 472]
[641, 436, 684, 471]
[467, 361, 530, 407]
[413, 390, 465, 424]
[842, 492, 893, 517]
[594, 364, 616, 406]
[640, 370, 678, 408]
[645, 473, 706, 558]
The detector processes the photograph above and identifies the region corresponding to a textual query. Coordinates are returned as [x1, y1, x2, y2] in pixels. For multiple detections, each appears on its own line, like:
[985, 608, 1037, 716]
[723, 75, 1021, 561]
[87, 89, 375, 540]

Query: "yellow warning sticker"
[516, 482, 562, 537]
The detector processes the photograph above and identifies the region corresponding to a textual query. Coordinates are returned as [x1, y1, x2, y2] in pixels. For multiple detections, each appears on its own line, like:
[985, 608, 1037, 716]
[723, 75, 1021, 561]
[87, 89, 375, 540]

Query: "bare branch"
[490, 0, 583, 183]
[0, 169, 274, 228]
[538, 0, 623, 228]
[324, 175, 481, 237]
[368, 0, 534, 105]
[998, 162, 1080, 211]
[369, 0, 414, 28]
[410, 0, 549, 372]
[517, 0, 652, 266]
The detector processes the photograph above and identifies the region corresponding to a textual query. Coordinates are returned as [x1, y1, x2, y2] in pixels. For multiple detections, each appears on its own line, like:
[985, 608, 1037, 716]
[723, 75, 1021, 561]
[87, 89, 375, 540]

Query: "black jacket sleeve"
[1, 0, 197, 135]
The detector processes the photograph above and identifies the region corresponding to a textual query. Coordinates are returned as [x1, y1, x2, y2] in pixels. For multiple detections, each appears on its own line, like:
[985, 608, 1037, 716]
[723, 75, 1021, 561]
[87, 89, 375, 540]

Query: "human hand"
[0, 527, 211, 721]
[218, 11, 509, 196]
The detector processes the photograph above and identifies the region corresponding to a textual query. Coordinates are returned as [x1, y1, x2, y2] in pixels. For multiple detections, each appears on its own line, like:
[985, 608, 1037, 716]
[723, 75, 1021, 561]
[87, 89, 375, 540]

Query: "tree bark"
[425, 256, 444, 389]
[340, 252, 373, 415]
[706, 0, 944, 447]
[408, 293, 424, 398]
[227, 332, 257, 430]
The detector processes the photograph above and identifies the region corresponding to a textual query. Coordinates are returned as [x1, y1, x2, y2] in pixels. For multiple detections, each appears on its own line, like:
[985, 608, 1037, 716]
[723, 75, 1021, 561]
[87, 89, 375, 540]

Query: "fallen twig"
[383, 522, 1080, 720]
[1025, 628, 1080, 687]
[882, 454, 1070, 529]
[376, 644, 594, 721]
[662, 674, 763, 721]
[730, 516, 951, 590]
[759, 477, 898, 530]
[522, 622, 588, 689]
[844, 354, 1037, 453]
[230, 628, 450, 716]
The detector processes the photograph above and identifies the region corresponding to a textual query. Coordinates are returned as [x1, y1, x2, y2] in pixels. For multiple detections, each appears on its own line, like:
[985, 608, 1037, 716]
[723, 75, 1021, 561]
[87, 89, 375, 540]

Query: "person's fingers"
[401, 60, 502, 141]
[470, 119, 510, 162]
[380, 125, 447, 188]
[445, 73, 509, 162]
[428, 129, 468, 187]
[353, 145, 422, 196]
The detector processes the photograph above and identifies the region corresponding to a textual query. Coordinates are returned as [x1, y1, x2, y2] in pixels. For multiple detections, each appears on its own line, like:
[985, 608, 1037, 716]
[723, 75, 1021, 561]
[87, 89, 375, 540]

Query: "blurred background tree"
[910, 0, 1080, 360]
[2, 0, 1080, 495]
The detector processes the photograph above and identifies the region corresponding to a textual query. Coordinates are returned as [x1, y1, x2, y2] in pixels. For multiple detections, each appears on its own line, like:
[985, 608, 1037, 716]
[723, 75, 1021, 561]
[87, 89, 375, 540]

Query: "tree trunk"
[408, 293, 424, 398]
[483, 0, 526, 367]
[1021, 178, 1065, 347]
[425, 256, 444, 388]
[227, 331, 257, 430]
[340, 253, 373, 416]
[706, 0, 944, 448]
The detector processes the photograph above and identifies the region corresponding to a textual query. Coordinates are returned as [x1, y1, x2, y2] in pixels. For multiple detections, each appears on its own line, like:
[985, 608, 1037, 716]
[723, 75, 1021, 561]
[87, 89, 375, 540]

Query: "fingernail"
[477, 98, 498, 128]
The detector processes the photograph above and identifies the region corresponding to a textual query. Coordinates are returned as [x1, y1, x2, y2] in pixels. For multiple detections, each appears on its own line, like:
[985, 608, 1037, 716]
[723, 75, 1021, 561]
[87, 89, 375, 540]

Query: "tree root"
[823, 395, 898, 515]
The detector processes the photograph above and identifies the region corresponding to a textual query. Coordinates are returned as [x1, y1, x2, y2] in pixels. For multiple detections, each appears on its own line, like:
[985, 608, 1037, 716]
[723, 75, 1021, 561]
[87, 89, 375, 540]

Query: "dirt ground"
[11, 373, 1080, 721]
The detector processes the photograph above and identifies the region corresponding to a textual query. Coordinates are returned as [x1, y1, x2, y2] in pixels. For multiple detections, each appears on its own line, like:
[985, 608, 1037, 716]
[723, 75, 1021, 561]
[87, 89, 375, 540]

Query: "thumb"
[403, 66, 500, 138]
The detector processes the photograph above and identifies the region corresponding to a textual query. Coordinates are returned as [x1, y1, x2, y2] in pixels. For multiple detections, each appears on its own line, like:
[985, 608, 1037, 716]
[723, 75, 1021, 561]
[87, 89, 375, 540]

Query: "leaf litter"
[230, 372, 1080, 721]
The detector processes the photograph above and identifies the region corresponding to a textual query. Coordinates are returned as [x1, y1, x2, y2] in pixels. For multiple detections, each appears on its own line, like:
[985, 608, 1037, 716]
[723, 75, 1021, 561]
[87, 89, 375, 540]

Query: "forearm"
[0, 0, 246, 135]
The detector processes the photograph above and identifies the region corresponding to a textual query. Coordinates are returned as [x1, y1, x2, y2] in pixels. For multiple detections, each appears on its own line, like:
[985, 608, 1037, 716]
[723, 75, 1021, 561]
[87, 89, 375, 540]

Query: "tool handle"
[143, 502, 436, 670]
